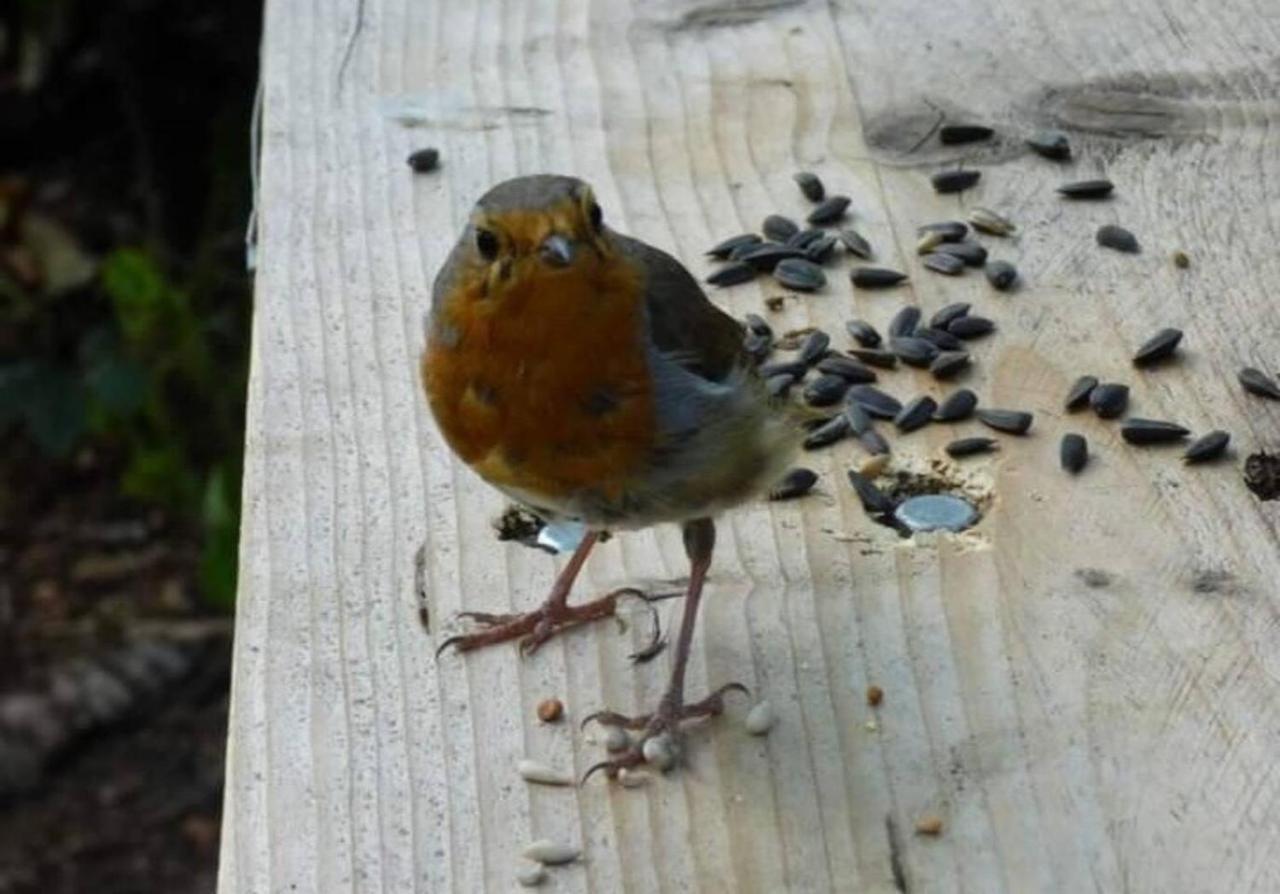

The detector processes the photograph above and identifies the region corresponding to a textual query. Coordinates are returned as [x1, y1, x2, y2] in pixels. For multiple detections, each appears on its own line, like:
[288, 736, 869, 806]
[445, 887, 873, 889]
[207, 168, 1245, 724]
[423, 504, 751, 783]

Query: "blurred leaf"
[101, 248, 168, 347]
[85, 354, 149, 415]
[23, 364, 87, 456]
[0, 361, 40, 429]
[199, 466, 238, 611]
[121, 442, 197, 509]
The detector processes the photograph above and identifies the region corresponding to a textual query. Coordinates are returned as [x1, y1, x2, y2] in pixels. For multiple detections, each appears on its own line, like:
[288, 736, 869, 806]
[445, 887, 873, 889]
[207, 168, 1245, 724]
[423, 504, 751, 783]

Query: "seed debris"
[537, 699, 564, 723]
[407, 147, 441, 172]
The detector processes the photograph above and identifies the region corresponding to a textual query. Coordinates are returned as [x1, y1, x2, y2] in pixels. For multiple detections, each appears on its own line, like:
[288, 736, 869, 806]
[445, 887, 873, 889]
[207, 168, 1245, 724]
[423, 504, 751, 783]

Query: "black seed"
[931, 169, 982, 193]
[1027, 130, 1071, 160]
[923, 252, 966, 275]
[1097, 224, 1140, 253]
[766, 373, 796, 397]
[859, 428, 892, 455]
[804, 374, 852, 406]
[804, 235, 840, 264]
[985, 260, 1018, 290]
[742, 243, 806, 271]
[1058, 179, 1114, 199]
[940, 124, 994, 145]
[1090, 383, 1129, 418]
[769, 467, 818, 500]
[744, 313, 773, 338]
[774, 258, 827, 291]
[946, 437, 999, 458]
[807, 195, 852, 225]
[947, 316, 996, 339]
[1060, 433, 1088, 473]
[848, 385, 903, 419]
[804, 414, 852, 450]
[1239, 367, 1280, 400]
[934, 241, 988, 267]
[849, 348, 899, 369]
[934, 388, 978, 422]
[817, 355, 878, 383]
[895, 396, 938, 433]
[1064, 375, 1099, 411]
[930, 350, 971, 379]
[839, 228, 874, 260]
[798, 330, 832, 365]
[915, 327, 965, 351]
[730, 239, 765, 261]
[707, 233, 762, 259]
[852, 267, 908, 288]
[407, 147, 440, 172]
[917, 221, 969, 242]
[786, 227, 826, 250]
[843, 400, 874, 435]
[890, 336, 939, 367]
[763, 214, 800, 243]
[977, 408, 1033, 435]
[887, 307, 920, 340]
[743, 331, 771, 361]
[706, 262, 757, 286]
[760, 359, 809, 379]
[1121, 418, 1190, 444]
[845, 319, 882, 348]
[930, 303, 971, 330]
[794, 171, 825, 202]
[848, 471, 897, 514]
[1132, 327, 1182, 366]
[1184, 430, 1230, 463]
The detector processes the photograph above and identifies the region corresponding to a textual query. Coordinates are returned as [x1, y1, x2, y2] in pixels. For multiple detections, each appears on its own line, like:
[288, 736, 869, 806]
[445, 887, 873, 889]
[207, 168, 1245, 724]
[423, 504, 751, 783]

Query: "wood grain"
[221, 0, 1280, 890]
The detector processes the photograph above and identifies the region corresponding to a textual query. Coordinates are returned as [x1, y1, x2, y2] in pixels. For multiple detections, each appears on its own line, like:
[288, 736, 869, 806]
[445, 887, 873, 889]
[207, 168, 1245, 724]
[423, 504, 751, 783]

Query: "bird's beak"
[539, 233, 575, 268]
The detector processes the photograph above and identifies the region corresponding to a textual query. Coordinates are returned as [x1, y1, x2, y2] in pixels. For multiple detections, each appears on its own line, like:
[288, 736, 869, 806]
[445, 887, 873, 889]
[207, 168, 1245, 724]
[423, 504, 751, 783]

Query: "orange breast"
[422, 255, 655, 506]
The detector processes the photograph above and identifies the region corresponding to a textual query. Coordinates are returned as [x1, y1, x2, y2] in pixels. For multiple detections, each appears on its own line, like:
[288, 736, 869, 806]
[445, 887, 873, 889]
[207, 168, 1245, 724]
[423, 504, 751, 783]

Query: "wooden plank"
[221, 0, 1280, 890]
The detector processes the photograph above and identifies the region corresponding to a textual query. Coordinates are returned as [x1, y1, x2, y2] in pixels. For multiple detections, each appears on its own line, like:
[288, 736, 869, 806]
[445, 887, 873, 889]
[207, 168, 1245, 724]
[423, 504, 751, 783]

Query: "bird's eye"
[475, 227, 499, 260]
[588, 201, 603, 232]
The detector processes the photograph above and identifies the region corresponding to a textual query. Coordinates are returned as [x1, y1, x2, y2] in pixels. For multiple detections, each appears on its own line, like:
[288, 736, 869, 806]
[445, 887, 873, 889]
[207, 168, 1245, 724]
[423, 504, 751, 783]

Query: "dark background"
[0, 1, 260, 890]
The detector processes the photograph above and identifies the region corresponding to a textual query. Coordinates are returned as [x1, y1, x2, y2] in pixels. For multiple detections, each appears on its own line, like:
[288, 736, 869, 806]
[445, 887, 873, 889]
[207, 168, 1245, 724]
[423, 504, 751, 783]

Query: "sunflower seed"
[1239, 367, 1280, 400]
[935, 241, 988, 267]
[839, 228, 874, 259]
[745, 313, 772, 337]
[848, 471, 897, 513]
[977, 408, 1033, 435]
[859, 428, 892, 455]
[763, 214, 800, 243]
[1060, 433, 1088, 473]
[934, 388, 978, 421]
[804, 374, 852, 406]
[848, 385, 904, 419]
[804, 414, 852, 449]
[929, 305, 970, 331]
[1090, 383, 1129, 418]
[915, 327, 965, 351]
[744, 700, 776, 735]
[940, 124, 994, 145]
[846, 319, 882, 348]
[923, 252, 966, 275]
[804, 235, 840, 264]
[1173, 250, 1190, 269]
[890, 336, 940, 367]
[798, 330, 832, 365]
[917, 231, 947, 254]
[844, 401, 874, 434]
[407, 147, 440, 172]
[1064, 375, 1099, 410]
[706, 262, 756, 286]
[1121, 418, 1190, 444]
[931, 169, 982, 193]
[786, 227, 826, 250]
[1184, 430, 1230, 463]
[968, 207, 1016, 236]
[730, 239, 765, 261]
[760, 359, 808, 378]
[888, 306, 922, 337]
[769, 468, 818, 500]
[849, 347, 898, 369]
[1097, 224, 1140, 253]
[895, 396, 938, 432]
[985, 260, 1018, 290]
[603, 726, 631, 752]
[917, 221, 968, 242]
[1058, 179, 1114, 199]
[947, 315, 996, 339]
[852, 267, 907, 288]
[793, 171, 825, 202]
[523, 841, 581, 866]
[817, 355, 878, 383]
[517, 863, 547, 887]
[1027, 129, 1071, 160]
[766, 373, 796, 397]
[807, 195, 852, 225]
[642, 734, 676, 771]
[930, 350, 971, 379]
[743, 331, 771, 361]
[707, 233, 762, 259]
[946, 436, 999, 457]
[774, 258, 827, 291]
[742, 243, 806, 271]
[1132, 327, 1182, 366]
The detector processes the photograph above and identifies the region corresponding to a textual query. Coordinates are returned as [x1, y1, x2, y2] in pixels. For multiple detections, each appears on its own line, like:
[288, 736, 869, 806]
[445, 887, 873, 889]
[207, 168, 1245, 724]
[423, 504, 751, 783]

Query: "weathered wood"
[222, 0, 1280, 890]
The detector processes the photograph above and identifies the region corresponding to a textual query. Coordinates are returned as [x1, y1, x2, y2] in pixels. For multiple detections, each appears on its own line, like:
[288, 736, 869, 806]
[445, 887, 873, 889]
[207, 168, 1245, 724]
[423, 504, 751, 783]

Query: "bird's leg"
[437, 531, 644, 657]
[582, 518, 748, 780]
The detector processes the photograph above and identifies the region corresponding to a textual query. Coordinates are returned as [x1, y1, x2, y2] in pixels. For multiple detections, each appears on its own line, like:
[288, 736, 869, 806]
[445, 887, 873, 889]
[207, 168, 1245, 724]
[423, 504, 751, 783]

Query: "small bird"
[422, 174, 801, 777]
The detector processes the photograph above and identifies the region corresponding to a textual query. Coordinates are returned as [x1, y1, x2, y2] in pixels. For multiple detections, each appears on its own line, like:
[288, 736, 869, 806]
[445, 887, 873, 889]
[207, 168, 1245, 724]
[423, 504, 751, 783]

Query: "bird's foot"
[436, 587, 648, 657]
[580, 682, 750, 781]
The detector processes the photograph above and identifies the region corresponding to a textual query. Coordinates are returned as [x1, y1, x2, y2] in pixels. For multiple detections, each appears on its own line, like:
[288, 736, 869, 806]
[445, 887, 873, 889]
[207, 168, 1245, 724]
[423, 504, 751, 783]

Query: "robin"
[422, 174, 802, 777]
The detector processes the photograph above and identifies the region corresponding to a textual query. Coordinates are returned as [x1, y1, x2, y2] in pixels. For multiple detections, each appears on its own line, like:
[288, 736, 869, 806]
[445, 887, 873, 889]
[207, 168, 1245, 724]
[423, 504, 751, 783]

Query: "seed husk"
[939, 123, 994, 145]
[947, 315, 996, 339]
[1097, 224, 1140, 253]
[706, 261, 756, 286]
[839, 228, 874, 259]
[1027, 129, 1071, 160]
[1058, 179, 1114, 199]
[968, 207, 1016, 236]
[1132, 327, 1182, 366]
[817, 355, 878, 383]
[1184, 430, 1230, 463]
[741, 243, 806, 271]
[763, 214, 800, 243]
[798, 330, 832, 365]
[804, 374, 851, 407]
[765, 373, 796, 397]
[895, 396, 938, 432]
[774, 257, 827, 291]
[934, 388, 978, 421]
[1064, 375, 1099, 411]
[917, 221, 968, 242]
[946, 436, 999, 457]
[708, 232, 762, 259]
[930, 350, 971, 379]
[760, 359, 808, 379]
[1090, 382, 1129, 418]
[934, 241, 988, 267]
[843, 401, 874, 435]
[768, 467, 818, 500]
[744, 312, 772, 338]
[744, 700, 776, 735]
[1239, 367, 1280, 400]
[845, 319, 882, 348]
[916, 230, 946, 254]
[523, 840, 581, 866]
[923, 252, 966, 275]
[804, 414, 852, 449]
[851, 267, 907, 288]
[849, 347, 898, 369]
[804, 235, 840, 264]
[859, 428, 892, 455]
[1121, 418, 1190, 444]
[1060, 433, 1088, 473]
[807, 195, 852, 225]
[793, 171, 825, 202]
[848, 385, 904, 419]
[915, 327, 965, 351]
[1173, 250, 1190, 269]
[930, 303, 971, 329]
[976, 408, 1033, 435]
[931, 169, 981, 194]
[985, 260, 1018, 290]
[890, 336, 940, 367]
[848, 470, 897, 514]
[407, 147, 440, 172]
[743, 331, 771, 362]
